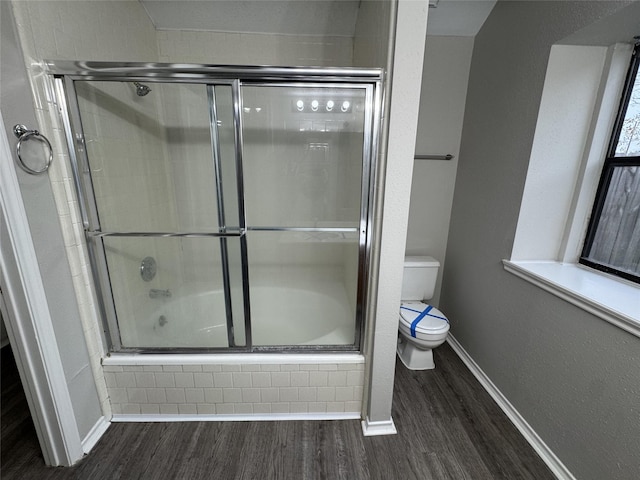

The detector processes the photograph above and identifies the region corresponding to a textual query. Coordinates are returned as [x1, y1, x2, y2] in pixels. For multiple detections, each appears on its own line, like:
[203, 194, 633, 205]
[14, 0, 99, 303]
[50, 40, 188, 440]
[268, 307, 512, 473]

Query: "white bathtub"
[141, 283, 356, 348]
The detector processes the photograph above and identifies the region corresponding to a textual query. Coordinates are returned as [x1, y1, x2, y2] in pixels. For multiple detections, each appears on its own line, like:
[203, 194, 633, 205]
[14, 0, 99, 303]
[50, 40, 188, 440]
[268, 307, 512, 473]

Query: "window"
[580, 41, 640, 284]
[505, 41, 640, 338]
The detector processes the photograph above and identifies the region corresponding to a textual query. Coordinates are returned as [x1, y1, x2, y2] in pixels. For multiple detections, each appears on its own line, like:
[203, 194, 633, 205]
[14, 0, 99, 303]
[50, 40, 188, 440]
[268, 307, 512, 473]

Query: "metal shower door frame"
[48, 61, 383, 354]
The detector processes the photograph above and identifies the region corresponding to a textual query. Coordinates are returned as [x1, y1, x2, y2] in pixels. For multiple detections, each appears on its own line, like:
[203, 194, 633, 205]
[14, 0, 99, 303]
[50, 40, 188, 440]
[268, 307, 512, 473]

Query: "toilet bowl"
[397, 256, 450, 370]
[397, 301, 449, 370]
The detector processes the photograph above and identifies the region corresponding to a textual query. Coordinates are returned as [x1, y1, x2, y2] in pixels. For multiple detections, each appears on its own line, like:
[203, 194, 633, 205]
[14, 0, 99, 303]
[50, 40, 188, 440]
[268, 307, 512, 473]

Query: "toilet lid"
[400, 303, 449, 337]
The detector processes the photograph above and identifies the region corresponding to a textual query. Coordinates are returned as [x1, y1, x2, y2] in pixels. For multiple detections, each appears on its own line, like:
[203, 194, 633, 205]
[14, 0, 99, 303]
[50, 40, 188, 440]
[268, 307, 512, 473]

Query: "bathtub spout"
[149, 289, 171, 299]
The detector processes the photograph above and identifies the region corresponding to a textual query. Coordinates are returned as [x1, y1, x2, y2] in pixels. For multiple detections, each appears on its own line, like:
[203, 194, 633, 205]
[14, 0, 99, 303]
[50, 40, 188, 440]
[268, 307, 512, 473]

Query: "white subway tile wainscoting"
[103, 357, 365, 419]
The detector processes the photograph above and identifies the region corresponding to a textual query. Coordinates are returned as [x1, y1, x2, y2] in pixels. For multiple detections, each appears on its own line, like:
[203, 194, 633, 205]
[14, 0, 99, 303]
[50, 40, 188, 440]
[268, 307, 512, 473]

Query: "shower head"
[133, 82, 151, 97]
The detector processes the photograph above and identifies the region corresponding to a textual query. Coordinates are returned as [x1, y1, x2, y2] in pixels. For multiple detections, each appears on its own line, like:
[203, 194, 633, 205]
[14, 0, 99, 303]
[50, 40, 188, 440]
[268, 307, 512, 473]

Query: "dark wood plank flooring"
[1, 345, 43, 477]
[1, 343, 555, 479]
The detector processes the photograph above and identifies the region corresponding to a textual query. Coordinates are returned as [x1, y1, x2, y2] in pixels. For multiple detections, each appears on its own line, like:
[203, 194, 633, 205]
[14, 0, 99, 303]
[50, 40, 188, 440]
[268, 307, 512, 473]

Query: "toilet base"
[397, 336, 435, 370]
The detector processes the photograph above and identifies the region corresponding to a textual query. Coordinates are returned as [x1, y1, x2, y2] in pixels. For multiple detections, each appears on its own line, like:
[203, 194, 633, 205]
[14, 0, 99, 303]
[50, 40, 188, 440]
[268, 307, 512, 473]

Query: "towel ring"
[13, 124, 53, 175]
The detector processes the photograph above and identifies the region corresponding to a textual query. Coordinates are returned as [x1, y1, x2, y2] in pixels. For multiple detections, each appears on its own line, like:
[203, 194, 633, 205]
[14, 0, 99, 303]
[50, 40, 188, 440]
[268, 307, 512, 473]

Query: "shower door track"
[45, 61, 382, 81]
[49, 61, 383, 354]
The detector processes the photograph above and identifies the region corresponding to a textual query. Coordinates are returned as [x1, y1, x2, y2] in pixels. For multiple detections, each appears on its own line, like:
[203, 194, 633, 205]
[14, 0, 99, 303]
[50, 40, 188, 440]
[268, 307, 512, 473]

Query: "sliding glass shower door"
[242, 85, 367, 346]
[53, 63, 381, 353]
[72, 80, 246, 350]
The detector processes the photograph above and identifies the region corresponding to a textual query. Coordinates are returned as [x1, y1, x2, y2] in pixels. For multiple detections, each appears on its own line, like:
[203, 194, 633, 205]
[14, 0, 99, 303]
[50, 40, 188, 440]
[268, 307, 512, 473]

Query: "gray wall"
[1, 1, 102, 440]
[441, 2, 640, 479]
[407, 35, 474, 306]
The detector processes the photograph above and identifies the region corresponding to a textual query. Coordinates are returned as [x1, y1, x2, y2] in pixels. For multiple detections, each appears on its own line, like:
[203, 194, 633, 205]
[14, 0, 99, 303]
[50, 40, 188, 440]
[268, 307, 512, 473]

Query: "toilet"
[397, 256, 450, 370]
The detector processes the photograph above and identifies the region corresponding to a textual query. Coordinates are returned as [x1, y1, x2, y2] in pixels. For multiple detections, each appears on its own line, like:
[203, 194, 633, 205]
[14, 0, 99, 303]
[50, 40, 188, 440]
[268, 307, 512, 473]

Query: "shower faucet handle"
[140, 256, 157, 282]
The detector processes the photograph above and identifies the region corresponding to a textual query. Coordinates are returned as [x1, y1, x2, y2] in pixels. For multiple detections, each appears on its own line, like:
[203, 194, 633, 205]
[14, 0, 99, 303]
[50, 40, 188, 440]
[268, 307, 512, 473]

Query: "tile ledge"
[103, 352, 365, 366]
[503, 260, 640, 339]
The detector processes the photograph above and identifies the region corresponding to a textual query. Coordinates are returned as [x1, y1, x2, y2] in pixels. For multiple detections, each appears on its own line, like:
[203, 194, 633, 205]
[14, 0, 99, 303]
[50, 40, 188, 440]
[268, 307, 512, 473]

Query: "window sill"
[503, 260, 640, 339]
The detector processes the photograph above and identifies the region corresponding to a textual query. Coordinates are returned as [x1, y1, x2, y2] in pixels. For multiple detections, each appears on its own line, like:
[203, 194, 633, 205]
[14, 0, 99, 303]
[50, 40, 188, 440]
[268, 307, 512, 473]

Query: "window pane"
[584, 166, 640, 276]
[614, 68, 640, 157]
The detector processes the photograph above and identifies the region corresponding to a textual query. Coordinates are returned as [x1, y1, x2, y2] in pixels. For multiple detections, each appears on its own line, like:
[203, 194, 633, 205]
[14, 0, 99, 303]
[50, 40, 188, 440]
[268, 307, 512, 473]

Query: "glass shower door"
[56, 64, 381, 353]
[73, 80, 244, 349]
[241, 84, 369, 346]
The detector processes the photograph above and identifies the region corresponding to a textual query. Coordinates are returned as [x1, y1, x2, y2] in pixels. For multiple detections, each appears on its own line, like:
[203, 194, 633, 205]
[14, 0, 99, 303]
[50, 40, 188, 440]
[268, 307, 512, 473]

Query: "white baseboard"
[446, 335, 575, 480]
[111, 412, 361, 423]
[81, 416, 110, 454]
[360, 416, 397, 436]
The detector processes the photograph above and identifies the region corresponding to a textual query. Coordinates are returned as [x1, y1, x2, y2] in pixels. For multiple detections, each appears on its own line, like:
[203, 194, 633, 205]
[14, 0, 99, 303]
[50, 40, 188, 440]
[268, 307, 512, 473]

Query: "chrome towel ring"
[13, 124, 53, 175]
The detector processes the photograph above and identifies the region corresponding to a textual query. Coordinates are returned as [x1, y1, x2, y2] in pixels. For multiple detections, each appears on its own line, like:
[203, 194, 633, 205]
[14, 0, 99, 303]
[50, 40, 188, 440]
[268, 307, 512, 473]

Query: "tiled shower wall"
[156, 28, 357, 287]
[105, 361, 365, 416]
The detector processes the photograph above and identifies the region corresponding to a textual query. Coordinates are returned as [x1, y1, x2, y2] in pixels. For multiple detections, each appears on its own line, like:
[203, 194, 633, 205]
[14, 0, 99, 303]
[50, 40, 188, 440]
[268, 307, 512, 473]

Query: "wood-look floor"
[1, 343, 556, 479]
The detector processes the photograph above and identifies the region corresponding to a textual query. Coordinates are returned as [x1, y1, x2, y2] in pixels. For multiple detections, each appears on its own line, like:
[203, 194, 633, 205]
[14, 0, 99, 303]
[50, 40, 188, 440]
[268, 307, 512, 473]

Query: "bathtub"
[106, 279, 365, 419]
[141, 283, 356, 349]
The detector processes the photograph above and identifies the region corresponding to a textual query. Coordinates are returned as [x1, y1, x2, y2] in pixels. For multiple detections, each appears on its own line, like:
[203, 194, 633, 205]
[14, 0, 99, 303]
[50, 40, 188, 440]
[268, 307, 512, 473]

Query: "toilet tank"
[402, 256, 440, 301]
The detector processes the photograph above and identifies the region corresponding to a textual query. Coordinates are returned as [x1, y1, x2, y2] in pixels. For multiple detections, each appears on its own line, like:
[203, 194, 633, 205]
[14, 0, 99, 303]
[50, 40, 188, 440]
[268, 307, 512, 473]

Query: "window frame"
[580, 41, 640, 284]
